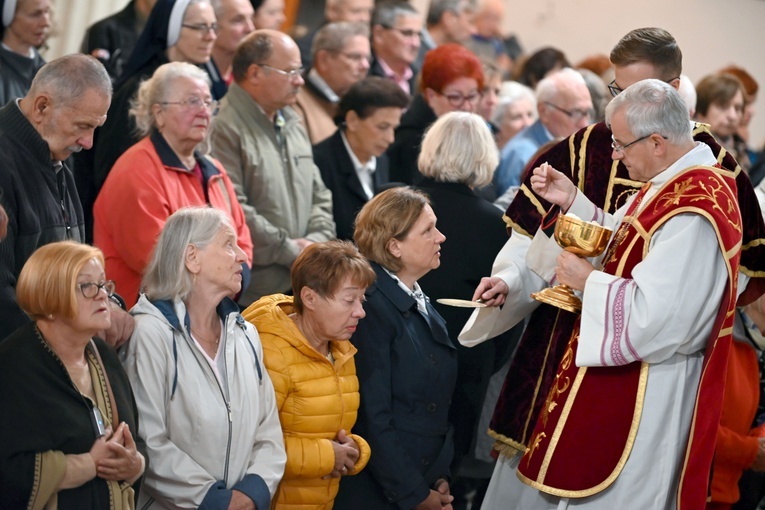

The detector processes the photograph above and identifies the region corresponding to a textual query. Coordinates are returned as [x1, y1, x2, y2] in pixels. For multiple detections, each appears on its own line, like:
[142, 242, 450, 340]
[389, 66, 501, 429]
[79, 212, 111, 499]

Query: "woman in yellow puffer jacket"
[243, 240, 376, 509]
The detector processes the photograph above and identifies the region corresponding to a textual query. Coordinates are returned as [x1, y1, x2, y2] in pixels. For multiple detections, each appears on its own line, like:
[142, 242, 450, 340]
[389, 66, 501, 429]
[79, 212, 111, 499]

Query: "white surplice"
[480, 142, 733, 509]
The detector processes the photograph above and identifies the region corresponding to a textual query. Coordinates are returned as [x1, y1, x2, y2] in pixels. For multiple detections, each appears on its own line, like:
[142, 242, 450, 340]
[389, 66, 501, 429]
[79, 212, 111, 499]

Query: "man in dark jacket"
[81, 0, 157, 82]
[0, 54, 112, 340]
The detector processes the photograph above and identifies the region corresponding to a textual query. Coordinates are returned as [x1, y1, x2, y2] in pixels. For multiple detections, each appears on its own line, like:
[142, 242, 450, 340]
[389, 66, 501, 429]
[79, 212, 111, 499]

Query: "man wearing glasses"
[369, 1, 422, 97]
[459, 27, 765, 509]
[209, 30, 336, 306]
[493, 67, 593, 196]
[294, 21, 371, 145]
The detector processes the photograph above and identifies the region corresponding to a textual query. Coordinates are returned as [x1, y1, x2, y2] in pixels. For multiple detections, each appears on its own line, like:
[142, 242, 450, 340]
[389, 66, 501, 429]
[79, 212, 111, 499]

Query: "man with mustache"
[209, 29, 336, 306]
[0, 54, 112, 341]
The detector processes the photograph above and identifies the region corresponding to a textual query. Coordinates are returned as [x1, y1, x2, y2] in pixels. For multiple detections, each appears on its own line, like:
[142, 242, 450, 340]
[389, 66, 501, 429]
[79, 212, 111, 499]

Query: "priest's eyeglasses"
[79, 281, 116, 299]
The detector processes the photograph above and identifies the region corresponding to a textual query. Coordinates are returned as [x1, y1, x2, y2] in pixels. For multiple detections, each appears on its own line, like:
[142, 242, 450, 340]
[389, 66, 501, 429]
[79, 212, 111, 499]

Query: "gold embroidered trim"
[518, 362, 649, 498]
[519, 183, 546, 218]
[575, 125, 592, 192]
[488, 430, 527, 459]
[536, 366, 586, 482]
[521, 311, 564, 441]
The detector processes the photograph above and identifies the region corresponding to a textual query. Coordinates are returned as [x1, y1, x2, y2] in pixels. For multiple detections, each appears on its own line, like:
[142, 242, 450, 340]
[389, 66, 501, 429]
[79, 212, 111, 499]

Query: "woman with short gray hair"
[122, 207, 286, 509]
[94, 61, 253, 309]
[492, 81, 536, 150]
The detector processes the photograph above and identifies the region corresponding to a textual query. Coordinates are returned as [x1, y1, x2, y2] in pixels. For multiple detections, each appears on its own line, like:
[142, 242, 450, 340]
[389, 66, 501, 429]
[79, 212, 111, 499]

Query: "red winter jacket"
[94, 132, 253, 308]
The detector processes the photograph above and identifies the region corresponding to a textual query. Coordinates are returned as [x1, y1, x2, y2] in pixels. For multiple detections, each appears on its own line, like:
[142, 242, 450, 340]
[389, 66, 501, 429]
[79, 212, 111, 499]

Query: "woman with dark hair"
[0, 241, 144, 509]
[313, 76, 410, 240]
[0, 0, 50, 105]
[334, 187, 457, 510]
[696, 73, 749, 171]
[386, 43, 484, 185]
[251, 0, 285, 30]
[514, 46, 570, 89]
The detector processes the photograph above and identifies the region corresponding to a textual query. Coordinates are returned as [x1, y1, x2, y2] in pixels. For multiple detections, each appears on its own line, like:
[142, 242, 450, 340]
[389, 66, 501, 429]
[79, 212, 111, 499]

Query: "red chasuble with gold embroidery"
[516, 166, 742, 508]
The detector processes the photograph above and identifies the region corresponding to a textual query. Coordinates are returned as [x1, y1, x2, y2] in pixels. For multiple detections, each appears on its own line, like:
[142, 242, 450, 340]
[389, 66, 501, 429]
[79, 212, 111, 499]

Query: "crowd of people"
[1, 0, 765, 509]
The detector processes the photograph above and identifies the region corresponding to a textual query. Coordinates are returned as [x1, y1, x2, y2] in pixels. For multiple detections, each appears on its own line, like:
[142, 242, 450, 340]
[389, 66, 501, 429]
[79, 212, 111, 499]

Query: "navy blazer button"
[403, 311, 410, 318]
[421, 458, 430, 466]
[428, 354, 437, 364]
[427, 403, 437, 412]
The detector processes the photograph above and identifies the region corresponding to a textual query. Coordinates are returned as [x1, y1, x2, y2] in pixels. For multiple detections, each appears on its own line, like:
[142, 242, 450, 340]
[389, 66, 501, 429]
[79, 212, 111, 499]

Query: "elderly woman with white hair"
[92, 0, 221, 193]
[94, 61, 252, 309]
[416, 111, 522, 508]
[0, 0, 50, 105]
[122, 207, 286, 510]
[492, 81, 537, 151]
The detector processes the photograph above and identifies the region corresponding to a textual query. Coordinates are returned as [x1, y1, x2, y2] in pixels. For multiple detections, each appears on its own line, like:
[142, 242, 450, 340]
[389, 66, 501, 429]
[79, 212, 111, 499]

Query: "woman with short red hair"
[386, 43, 484, 184]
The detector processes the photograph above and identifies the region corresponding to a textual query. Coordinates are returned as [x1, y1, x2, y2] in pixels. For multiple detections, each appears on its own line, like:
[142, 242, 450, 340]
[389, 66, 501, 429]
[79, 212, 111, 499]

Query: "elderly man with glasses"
[369, 0, 422, 97]
[459, 26, 765, 510]
[293, 21, 371, 144]
[208, 29, 336, 306]
[493, 67, 593, 197]
[503, 77, 742, 508]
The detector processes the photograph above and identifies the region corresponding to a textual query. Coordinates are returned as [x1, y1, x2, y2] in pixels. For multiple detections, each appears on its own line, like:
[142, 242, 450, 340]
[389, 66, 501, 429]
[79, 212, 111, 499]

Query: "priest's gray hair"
[130, 61, 211, 137]
[143, 207, 233, 301]
[605, 79, 692, 146]
[28, 54, 112, 107]
[418, 111, 498, 189]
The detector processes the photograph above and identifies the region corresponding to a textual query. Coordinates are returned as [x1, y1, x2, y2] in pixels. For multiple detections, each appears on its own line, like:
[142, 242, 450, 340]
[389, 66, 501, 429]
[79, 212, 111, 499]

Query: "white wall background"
[46, 0, 765, 148]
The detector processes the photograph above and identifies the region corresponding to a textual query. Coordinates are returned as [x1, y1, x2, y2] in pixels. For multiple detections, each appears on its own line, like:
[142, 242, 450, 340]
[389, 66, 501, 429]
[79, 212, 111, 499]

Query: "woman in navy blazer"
[333, 187, 457, 510]
[313, 77, 410, 240]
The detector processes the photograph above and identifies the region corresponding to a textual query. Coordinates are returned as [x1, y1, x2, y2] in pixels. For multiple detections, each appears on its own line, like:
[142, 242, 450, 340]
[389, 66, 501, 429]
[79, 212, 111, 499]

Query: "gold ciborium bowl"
[555, 214, 613, 257]
[531, 215, 613, 313]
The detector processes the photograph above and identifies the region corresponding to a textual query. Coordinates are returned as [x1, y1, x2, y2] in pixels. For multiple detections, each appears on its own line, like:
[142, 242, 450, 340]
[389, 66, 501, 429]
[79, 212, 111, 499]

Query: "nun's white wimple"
[166, 0, 193, 47]
[2, 0, 18, 29]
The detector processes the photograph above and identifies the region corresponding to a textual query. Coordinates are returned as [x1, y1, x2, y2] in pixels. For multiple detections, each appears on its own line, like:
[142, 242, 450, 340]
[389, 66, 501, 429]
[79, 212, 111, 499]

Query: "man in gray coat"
[209, 29, 336, 306]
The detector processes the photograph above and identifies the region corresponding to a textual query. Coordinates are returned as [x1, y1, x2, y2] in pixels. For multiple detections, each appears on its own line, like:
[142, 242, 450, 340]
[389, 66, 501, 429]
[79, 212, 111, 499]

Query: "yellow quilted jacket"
[243, 295, 371, 510]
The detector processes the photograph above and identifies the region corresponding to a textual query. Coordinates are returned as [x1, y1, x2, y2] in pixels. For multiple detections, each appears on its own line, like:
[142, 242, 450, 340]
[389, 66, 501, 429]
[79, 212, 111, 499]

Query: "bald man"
[208, 30, 336, 305]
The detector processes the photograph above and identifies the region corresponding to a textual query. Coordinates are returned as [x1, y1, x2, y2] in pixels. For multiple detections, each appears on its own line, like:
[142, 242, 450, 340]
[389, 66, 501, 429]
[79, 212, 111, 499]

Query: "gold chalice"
[531, 214, 613, 313]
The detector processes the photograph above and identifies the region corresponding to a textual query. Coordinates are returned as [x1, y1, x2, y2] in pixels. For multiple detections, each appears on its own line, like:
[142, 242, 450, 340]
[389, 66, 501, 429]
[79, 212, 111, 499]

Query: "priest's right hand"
[472, 276, 508, 307]
[530, 162, 576, 211]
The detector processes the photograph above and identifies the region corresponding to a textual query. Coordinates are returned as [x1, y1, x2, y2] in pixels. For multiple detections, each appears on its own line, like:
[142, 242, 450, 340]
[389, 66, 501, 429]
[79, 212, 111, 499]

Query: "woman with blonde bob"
[416, 112, 518, 507]
[122, 207, 285, 510]
[244, 240, 375, 509]
[334, 187, 456, 510]
[0, 241, 144, 509]
[94, 61, 252, 309]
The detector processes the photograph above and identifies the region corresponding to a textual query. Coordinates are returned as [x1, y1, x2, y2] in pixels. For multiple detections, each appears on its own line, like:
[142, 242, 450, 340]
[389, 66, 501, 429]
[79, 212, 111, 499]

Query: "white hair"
[535, 67, 587, 103]
[677, 74, 697, 117]
[491, 80, 537, 126]
[418, 111, 499, 188]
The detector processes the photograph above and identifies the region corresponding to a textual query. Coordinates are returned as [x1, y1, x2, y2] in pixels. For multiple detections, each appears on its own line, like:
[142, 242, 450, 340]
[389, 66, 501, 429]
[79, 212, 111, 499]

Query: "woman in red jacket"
[94, 61, 252, 308]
